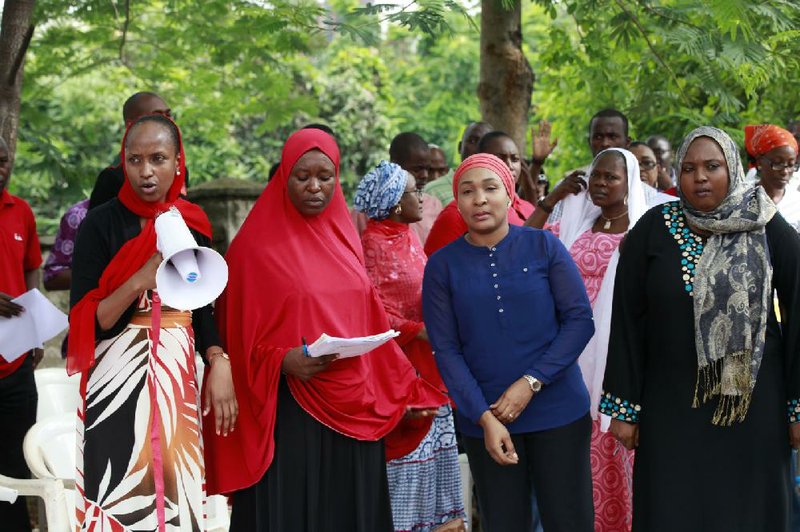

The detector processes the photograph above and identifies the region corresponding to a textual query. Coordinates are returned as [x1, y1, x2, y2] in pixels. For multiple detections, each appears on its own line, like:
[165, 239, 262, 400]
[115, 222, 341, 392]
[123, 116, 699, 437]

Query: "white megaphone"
[154, 207, 228, 311]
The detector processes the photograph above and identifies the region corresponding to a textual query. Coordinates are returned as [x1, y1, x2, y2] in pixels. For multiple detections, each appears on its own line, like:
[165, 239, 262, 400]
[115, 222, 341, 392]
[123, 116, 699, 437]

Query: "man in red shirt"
[0, 136, 43, 532]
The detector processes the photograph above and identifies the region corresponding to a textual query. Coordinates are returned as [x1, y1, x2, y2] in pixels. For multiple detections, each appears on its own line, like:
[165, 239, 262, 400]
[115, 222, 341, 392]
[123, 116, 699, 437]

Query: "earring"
[395, 204, 403, 215]
[624, 194, 628, 206]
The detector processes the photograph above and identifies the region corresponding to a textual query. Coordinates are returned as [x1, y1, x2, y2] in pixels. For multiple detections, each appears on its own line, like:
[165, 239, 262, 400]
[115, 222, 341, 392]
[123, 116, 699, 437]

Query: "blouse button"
[489, 253, 493, 257]
[493, 284, 498, 289]
[497, 295, 501, 300]
[492, 273, 497, 278]
[498, 308, 504, 313]
[491, 247, 497, 251]
[523, 267, 528, 272]
[490, 263, 496, 267]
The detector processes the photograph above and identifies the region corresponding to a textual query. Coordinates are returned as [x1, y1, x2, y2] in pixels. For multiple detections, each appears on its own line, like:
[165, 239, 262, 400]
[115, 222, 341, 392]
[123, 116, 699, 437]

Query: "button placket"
[490, 247, 504, 315]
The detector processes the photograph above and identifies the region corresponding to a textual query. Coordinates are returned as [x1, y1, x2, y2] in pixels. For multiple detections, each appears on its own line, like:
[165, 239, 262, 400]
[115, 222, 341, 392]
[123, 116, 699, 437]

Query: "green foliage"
[7, 0, 800, 234]
[527, 0, 800, 178]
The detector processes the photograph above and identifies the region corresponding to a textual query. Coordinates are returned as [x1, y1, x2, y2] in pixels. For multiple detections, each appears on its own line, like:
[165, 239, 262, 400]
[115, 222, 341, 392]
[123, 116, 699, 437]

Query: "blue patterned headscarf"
[353, 161, 410, 220]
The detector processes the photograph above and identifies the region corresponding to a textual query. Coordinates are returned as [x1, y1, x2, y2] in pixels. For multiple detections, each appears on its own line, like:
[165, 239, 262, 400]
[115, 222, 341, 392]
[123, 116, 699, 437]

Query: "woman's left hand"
[490, 378, 534, 424]
[203, 354, 238, 437]
[789, 423, 800, 449]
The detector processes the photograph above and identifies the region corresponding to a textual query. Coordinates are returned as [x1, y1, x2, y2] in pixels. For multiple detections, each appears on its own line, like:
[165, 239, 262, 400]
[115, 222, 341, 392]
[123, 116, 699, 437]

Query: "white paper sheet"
[0, 289, 69, 362]
[307, 330, 400, 358]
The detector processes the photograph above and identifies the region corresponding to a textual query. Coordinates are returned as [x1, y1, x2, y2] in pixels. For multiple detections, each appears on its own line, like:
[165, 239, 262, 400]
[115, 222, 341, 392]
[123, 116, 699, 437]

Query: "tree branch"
[119, 0, 131, 65]
[639, 3, 705, 32]
[613, 0, 689, 103]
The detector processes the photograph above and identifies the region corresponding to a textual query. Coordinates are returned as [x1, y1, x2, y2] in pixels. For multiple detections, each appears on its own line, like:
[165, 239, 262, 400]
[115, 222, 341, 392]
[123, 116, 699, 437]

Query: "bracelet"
[536, 198, 553, 214]
[208, 351, 230, 363]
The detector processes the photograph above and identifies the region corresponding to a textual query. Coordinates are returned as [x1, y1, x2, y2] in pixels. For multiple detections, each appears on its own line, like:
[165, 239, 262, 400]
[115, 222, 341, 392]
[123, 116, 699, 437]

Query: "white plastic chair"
[34, 367, 81, 421]
[458, 453, 473, 531]
[24, 415, 77, 482]
[0, 473, 71, 532]
[24, 414, 77, 530]
[206, 494, 231, 531]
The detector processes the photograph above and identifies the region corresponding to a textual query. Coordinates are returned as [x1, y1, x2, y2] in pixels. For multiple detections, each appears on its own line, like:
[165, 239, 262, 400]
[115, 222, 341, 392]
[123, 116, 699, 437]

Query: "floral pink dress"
[548, 221, 633, 532]
[570, 228, 633, 532]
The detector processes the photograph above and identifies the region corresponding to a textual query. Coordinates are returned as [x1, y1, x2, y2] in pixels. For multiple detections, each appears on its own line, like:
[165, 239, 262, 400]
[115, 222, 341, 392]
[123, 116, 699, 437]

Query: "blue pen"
[302, 336, 309, 357]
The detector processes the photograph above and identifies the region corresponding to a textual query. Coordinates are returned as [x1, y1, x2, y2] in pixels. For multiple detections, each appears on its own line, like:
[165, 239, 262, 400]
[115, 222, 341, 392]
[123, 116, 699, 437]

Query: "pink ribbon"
[149, 292, 166, 532]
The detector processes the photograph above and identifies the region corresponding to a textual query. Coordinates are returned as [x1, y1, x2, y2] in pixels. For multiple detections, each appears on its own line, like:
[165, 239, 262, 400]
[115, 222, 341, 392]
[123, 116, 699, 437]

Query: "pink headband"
[452, 153, 516, 200]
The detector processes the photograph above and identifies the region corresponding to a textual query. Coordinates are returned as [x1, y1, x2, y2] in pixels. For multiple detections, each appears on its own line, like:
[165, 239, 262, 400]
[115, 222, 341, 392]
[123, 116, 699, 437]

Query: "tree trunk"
[0, 0, 35, 164]
[478, 0, 533, 155]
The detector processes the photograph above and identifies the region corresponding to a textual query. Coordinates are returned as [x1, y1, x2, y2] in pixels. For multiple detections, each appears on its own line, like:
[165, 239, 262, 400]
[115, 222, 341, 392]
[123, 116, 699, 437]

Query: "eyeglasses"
[403, 188, 424, 199]
[638, 160, 658, 171]
[761, 156, 799, 172]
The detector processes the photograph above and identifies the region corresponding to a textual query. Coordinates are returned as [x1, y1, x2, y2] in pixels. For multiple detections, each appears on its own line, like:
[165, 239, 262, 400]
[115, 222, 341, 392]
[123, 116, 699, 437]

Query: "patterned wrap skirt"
[76, 307, 205, 531]
[386, 404, 465, 532]
[591, 418, 634, 531]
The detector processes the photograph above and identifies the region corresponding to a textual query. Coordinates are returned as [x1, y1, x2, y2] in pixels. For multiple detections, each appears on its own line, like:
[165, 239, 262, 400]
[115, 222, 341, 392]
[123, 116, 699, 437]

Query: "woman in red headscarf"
[745, 124, 800, 232]
[69, 114, 237, 531]
[423, 131, 533, 257]
[423, 153, 595, 532]
[203, 129, 447, 531]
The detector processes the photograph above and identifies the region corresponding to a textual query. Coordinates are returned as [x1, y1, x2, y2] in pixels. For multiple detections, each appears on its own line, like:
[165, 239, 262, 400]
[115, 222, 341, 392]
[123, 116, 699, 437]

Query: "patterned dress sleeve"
[361, 229, 423, 346]
[600, 210, 654, 423]
[765, 214, 800, 423]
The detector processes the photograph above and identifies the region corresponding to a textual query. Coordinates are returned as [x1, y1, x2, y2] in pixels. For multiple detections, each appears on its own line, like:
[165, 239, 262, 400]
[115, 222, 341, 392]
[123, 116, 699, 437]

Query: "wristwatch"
[523, 374, 543, 393]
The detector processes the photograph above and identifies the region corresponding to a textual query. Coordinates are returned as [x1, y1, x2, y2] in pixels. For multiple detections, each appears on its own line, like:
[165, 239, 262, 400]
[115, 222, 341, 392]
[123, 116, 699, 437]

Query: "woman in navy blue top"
[423, 153, 595, 532]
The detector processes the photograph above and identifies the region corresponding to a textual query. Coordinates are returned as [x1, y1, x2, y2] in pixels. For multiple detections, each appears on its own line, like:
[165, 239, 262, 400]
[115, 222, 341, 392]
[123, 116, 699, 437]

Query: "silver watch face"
[531, 379, 542, 392]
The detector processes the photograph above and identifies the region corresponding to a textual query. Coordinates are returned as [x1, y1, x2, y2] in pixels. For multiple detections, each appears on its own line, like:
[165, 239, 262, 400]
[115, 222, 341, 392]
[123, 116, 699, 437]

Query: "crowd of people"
[2, 89, 800, 532]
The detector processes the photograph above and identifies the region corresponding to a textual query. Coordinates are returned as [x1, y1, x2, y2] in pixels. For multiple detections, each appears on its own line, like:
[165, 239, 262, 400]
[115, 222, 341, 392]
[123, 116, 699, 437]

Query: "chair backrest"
[34, 368, 81, 421]
[23, 414, 77, 481]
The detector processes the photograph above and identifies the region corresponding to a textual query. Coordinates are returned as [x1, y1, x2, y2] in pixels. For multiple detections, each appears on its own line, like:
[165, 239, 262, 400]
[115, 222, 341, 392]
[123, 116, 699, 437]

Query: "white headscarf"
[557, 148, 669, 427]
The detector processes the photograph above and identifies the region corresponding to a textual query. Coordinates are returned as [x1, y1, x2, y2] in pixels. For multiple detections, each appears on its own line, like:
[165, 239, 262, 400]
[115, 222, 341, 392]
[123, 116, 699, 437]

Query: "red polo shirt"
[0, 189, 42, 378]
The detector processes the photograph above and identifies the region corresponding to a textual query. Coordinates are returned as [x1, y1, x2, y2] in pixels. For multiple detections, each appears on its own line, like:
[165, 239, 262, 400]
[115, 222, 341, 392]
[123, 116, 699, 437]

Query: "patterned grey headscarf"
[676, 126, 777, 425]
[353, 161, 410, 220]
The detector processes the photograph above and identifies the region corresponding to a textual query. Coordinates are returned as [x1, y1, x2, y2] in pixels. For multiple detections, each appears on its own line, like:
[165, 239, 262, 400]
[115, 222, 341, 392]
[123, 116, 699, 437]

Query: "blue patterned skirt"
[387, 404, 465, 532]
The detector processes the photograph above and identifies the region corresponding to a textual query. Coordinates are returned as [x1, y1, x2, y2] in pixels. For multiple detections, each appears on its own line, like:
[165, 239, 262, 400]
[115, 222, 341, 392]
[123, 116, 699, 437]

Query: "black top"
[601, 201, 800, 532]
[89, 163, 191, 211]
[71, 198, 221, 355]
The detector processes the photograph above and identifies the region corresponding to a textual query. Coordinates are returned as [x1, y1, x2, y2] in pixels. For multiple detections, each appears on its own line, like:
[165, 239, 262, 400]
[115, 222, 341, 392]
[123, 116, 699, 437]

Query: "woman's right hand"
[416, 326, 429, 342]
[479, 410, 519, 466]
[543, 170, 587, 209]
[610, 418, 639, 450]
[281, 347, 338, 381]
[134, 252, 163, 291]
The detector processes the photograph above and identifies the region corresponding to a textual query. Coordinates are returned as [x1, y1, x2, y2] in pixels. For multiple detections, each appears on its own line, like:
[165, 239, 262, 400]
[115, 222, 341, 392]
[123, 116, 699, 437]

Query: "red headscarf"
[424, 153, 530, 256]
[67, 116, 211, 375]
[452, 153, 516, 199]
[203, 129, 446, 494]
[744, 124, 799, 158]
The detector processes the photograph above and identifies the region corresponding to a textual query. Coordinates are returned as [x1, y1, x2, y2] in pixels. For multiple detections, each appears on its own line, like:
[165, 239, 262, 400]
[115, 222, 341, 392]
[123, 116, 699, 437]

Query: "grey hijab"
[676, 126, 777, 425]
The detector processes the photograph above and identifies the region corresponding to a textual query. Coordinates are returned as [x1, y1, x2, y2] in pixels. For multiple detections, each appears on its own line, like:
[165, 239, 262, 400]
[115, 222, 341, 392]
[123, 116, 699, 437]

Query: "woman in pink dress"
[530, 148, 669, 531]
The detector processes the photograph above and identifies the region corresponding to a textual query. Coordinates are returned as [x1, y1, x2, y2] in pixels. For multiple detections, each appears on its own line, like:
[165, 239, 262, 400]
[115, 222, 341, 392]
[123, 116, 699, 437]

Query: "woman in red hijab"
[69, 114, 236, 531]
[204, 129, 446, 531]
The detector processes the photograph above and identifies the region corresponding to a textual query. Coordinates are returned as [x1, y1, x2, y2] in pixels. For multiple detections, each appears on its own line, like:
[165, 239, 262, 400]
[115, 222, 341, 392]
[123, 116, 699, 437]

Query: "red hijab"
[203, 129, 446, 494]
[67, 116, 211, 375]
